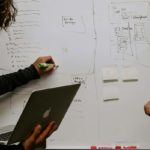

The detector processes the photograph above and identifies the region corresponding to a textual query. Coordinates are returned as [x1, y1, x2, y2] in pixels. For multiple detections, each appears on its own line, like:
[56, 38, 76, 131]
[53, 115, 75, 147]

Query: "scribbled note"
[4, 0, 42, 70]
[62, 16, 86, 33]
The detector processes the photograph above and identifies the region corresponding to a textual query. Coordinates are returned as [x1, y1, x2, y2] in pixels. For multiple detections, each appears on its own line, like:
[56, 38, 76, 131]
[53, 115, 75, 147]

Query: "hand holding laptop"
[22, 121, 57, 150]
[6, 84, 80, 146]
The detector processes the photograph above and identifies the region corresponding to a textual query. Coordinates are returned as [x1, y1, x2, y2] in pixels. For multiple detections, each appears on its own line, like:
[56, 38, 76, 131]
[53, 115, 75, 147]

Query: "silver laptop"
[0, 84, 80, 145]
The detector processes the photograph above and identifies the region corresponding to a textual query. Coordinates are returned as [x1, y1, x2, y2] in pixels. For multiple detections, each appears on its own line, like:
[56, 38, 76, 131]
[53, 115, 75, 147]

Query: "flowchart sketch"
[109, 1, 150, 60]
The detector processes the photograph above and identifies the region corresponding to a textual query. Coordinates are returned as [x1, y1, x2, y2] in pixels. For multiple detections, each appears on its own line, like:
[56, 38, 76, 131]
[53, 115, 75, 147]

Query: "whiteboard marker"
[38, 63, 59, 69]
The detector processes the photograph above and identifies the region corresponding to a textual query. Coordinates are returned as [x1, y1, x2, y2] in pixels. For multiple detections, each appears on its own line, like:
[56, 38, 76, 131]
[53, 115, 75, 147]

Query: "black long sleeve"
[0, 65, 40, 96]
[0, 143, 24, 150]
[0, 65, 40, 149]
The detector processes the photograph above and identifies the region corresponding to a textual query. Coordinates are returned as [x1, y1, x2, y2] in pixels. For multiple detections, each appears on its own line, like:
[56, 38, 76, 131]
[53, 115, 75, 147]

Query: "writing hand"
[33, 56, 55, 76]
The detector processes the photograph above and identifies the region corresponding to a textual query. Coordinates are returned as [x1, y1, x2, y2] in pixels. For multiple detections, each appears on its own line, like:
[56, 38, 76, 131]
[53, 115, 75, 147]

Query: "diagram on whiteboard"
[109, 1, 150, 62]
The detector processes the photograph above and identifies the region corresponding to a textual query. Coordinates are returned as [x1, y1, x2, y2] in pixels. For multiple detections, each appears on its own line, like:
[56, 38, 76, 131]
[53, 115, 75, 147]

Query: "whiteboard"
[0, 0, 150, 148]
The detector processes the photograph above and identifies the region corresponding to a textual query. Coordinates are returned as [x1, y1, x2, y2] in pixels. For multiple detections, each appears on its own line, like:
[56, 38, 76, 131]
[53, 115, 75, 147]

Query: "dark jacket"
[0, 65, 39, 95]
[0, 65, 39, 150]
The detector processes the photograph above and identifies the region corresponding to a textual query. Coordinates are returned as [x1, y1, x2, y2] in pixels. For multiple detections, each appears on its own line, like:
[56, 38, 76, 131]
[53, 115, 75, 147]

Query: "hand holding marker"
[39, 63, 58, 69]
[33, 56, 58, 75]
[38, 62, 59, 75]
[39, 63, 59, 71]
[40, 55, 58, 69]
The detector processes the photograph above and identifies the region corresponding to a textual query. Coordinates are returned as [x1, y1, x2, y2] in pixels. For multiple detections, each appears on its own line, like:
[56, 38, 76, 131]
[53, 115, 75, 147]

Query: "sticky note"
[103, 86, 119, 101]
[122, 66, 139, 82]
[102, 66, 118, 82]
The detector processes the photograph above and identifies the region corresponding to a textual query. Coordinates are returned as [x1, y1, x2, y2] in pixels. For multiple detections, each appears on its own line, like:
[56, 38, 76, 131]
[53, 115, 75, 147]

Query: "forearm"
[0, 143, 24, 150]
[0, 65, 40, 95]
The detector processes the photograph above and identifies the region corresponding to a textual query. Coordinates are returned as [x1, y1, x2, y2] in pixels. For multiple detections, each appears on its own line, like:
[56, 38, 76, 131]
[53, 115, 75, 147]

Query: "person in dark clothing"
[0, 0, 57, 149]
[0, 56, 55, 95]
[0, 56, 57, 150]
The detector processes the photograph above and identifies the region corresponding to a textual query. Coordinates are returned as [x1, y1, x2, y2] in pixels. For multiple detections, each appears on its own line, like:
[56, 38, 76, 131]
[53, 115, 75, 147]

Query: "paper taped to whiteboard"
[103, 86, 119, 101]
[122, 66, 139, 82]
[102, 66, 118, 82]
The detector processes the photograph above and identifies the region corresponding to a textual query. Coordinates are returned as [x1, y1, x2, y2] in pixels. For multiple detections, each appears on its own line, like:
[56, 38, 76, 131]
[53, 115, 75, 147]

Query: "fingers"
[144, 101, 150, 116]
[48, 122, 58, 136]
[26, 125, 42, 145]
[30, 125, 42, 141]
[33, 56, 56, 76]
[22, 122, 57, 150]
[38, 56, 55, 64]
[35, 121, 57, 145]
[45, 64, 55, 72]
[44, 56, 55, 64]
[22, 125, 42, 150]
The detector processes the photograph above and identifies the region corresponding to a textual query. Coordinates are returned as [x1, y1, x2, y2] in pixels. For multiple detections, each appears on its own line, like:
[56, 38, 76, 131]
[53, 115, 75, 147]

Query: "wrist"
[31, 64, 41, 78]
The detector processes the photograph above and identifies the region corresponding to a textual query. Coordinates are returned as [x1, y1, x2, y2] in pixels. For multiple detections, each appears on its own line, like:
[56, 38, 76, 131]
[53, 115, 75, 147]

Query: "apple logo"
[43, 107, 51, 119]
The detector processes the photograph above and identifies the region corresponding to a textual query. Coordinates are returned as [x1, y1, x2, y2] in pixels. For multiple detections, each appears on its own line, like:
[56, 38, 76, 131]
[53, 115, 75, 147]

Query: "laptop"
[0, 84, 80, 145]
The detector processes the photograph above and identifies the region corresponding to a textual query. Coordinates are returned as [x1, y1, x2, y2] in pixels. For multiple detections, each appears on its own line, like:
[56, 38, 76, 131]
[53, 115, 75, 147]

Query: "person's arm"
[0, 56, 55, 95]
[0, 143, 24, 150]
[0, 65, 39, 95]
[0, 121, 57, 150]
[22, 121, 57, 150]
[144, 101, 150, 116]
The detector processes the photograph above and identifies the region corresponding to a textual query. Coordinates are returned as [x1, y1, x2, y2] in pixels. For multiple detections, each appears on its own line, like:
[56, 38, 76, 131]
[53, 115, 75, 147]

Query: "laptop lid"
[7, 84, 80, 145]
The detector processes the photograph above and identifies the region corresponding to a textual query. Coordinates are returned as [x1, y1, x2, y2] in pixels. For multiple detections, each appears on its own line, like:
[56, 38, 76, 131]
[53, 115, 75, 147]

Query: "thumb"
[45, 64, 55, 72]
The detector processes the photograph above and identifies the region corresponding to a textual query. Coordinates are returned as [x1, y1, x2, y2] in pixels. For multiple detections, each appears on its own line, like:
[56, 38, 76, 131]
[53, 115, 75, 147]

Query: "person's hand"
[144, 101, 150, 116]
[33, 56, 56, 76]
[22, 121, 57, 150]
